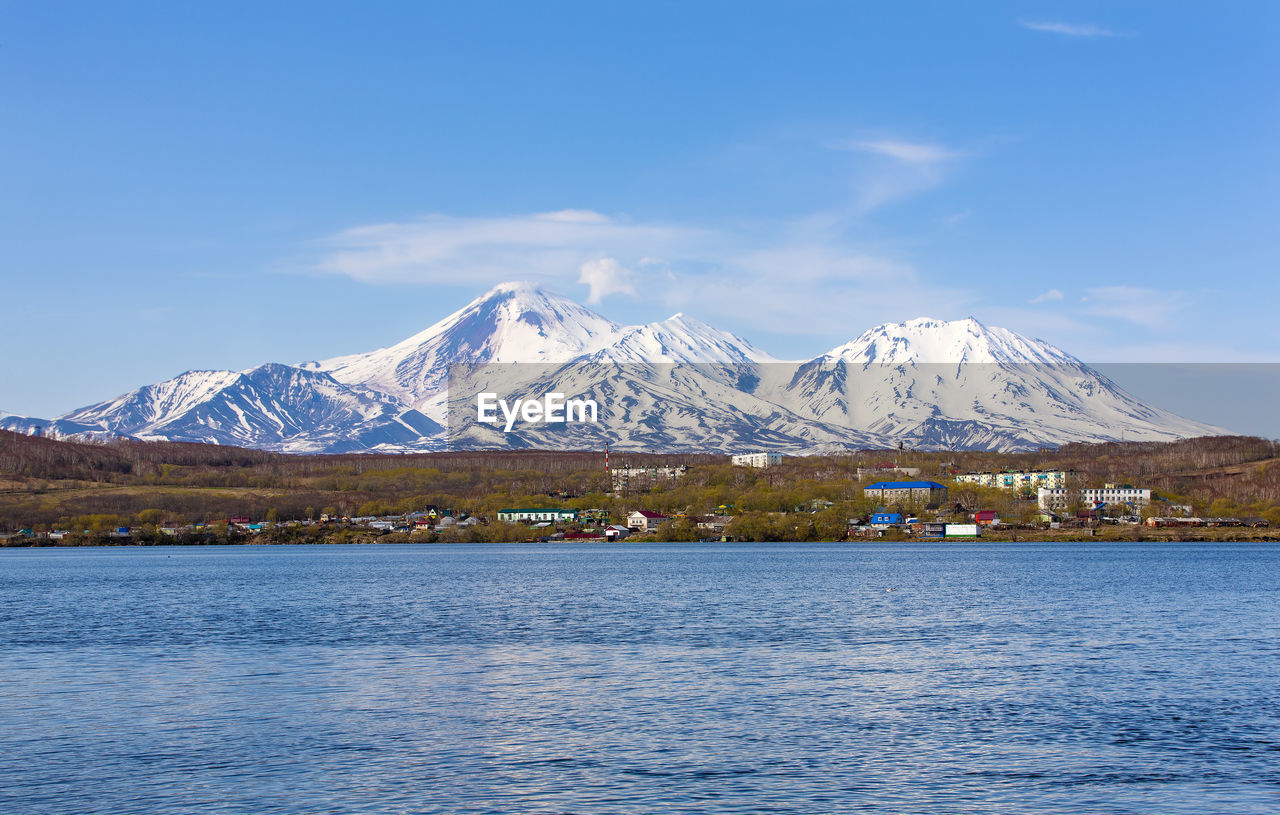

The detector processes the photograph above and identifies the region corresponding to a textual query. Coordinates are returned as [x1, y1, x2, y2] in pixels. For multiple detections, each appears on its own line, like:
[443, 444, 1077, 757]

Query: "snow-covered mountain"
[764, 318, 1218, 450]
[3, 282, 1227, 453]
[4, 364, 442, 453]
[309, 282, 626, 411]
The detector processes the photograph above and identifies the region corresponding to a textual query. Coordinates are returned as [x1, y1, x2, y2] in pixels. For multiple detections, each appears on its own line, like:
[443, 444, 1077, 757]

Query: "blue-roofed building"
[863, 480, 948, 505]
[869, 512, 904, 528]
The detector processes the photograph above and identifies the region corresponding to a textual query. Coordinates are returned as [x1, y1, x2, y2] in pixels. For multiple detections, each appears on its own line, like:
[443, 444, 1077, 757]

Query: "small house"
[627, 510, 668, 532]
[974, 510, 1000, 527]
[869, 512, 903, 528]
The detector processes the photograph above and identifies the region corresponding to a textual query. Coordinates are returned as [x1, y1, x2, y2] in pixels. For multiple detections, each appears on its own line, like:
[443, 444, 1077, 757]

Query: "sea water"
[2, 542, 1277, 813]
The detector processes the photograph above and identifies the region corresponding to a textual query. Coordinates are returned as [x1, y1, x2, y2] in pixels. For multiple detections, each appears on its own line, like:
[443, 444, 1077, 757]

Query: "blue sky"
[2, 1, 1277, 421]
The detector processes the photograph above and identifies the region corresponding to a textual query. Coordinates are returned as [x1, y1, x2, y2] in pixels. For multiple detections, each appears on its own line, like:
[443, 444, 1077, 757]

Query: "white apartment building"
[956, 470, 1068, 491]
[610, 465, 688, 480]
[1038, 484, 1152, 510]
[732, 452, 783, 469]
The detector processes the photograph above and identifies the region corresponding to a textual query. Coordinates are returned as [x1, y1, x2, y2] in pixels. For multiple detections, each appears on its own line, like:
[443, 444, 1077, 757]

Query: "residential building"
[732, 452, 783, 469]
[856, 464, 921, 479]
[862, 480, 948, 505]
[611, 464, 688, 493]
[869, 512, 904, 528]
[695, 515, 734, 534]
[1038, 484, 1152, 510]
[610, 465, 687, 480]
[497, 508, 579, 523]
[627, 510, 669, 532]
[955, 470, 1069, 491]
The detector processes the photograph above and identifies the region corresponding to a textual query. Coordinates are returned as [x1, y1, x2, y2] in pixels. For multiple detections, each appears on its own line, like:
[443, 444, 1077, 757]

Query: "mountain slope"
[591, 313, 776, 365]
[50, 364, 442, 453]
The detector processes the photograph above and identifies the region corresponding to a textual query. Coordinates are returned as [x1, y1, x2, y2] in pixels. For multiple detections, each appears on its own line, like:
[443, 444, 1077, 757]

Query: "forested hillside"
[2, 430, 1278, 533]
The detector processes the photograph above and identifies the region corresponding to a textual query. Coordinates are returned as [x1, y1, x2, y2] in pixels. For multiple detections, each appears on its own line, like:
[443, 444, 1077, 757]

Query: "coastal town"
[2, 430, 1277, 545]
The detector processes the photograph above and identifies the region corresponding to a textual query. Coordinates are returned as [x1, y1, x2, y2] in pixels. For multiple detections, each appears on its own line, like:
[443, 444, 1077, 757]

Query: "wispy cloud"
[312, 208, 973, 338]
[309, 207, 1205, 357]
[1031, 288, 1064, 304]
[1082, 286, 1186, 330]
[1020, 20, 1118, 38]
[315, 210, 710, 287]
[828, 136, 967, 214]
[834, 139, 963, 166]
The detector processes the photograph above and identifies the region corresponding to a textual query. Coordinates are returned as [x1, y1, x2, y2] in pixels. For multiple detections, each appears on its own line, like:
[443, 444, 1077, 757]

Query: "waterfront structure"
[863, 480, 948, 505]
[955, 470, 1068, 491]
[1037, 484, 1152, 510]
[732, 452, 783, 469]
[497, 508, 579, 523]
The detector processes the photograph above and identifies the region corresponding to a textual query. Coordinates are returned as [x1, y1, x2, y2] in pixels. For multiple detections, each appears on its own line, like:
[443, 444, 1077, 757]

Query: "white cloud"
[839, 139, 963, 166]
[315, 210, 708, 287]
[827, 137, 967, 214]
[311, 208, 975, 339]
[943, 210, 972, 228]
[535, 209, 612, 224]
[1082, 286, 1186, 330]
[306, 207, 1212, 360]
[731, 246, 913, 285]
[1020, 20, 1118, 38]
[577, 257, 635, 304]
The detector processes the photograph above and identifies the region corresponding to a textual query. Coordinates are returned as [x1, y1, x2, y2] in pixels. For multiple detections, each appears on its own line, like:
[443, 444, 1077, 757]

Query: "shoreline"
[6, 528, 1280, 548]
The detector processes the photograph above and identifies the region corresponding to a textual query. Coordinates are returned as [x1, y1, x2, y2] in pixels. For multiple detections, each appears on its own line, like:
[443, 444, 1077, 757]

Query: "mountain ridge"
[1, 282, 1227, 453]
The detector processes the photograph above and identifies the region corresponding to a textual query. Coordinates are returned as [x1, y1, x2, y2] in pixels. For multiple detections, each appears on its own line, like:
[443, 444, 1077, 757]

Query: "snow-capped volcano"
[785, 317, 1219, 450]
[2, 283, 1228, 453]
[311, 281, 626, 411]
[824, 317, 1079, 365]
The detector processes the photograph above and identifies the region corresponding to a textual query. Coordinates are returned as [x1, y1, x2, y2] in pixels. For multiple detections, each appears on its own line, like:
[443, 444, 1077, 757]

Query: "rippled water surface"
[2, 542, 1278, 813]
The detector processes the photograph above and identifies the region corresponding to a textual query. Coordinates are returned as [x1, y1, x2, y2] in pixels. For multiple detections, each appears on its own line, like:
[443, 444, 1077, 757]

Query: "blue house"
[870, 512, 904, 527]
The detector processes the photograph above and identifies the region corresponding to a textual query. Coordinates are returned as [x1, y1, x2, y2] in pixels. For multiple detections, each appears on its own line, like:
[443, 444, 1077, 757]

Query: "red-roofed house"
[627, 510, 668, 533]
